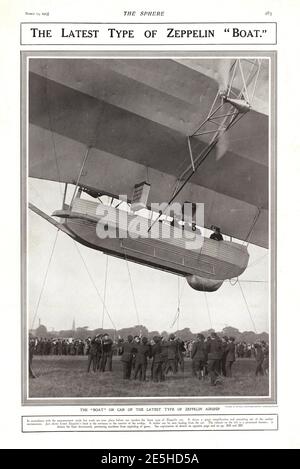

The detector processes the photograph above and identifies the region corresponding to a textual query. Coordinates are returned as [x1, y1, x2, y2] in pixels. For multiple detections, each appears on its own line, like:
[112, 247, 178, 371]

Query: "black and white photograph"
[23, 54, 274, 402]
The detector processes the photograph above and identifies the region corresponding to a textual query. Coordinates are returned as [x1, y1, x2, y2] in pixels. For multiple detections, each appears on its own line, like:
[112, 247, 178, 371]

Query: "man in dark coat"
[131, 336, 140, 372]
[191, 334, 207, 379]
[206, 332, 223, 385]
[210, 226, 223, 241]
[95, 335, 103, 370]
[254, 343, 264, 376]
[120, 335, 137, 379]
[262, 341, 269, 376]
[221, 336, 229, 376]
[151, 336, 164, 382]
[29, 337, 36, 378]
[176, 338, 186, 373]
[87, 335, 101, 372]
[163, 334, 178, 376]
[160, 338, 169, 381]
[100, 334, 113, 372]
[225, 337, 236, 378]
[134, 337, 151, 381]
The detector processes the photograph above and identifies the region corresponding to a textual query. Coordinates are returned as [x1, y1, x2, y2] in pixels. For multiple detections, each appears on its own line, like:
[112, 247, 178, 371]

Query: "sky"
[28, 178, 269, 334]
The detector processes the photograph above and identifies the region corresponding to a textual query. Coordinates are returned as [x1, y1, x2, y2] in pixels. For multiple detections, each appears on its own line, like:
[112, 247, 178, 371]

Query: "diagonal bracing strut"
[148, 59, 262, 232]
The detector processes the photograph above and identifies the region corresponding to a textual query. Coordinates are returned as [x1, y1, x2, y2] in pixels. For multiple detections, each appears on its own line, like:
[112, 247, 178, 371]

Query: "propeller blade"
[215, 115, 229, 161]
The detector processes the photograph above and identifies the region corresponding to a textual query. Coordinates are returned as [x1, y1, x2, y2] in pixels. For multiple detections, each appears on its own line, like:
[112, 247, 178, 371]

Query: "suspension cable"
[74, 242, 117, 330]
[170, 308, 180, 329]
[237, 279, 257, 333]
[177, 276, 180, 330]
[244, 207, 261, 247]
[124, 251, 140, 328]
[101, 255, 109, 329]
[170, 276, 186, 329]
[247, 252, 268, 268]
[31, 230, 59, 329]
[70, 146, 91, 208]
[239, 279, 268, 283]
[204, 291, 213, 329]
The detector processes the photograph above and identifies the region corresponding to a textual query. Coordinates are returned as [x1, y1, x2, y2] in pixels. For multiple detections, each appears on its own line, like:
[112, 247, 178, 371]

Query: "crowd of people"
[29, 332, 269, 385]
[31, 337, 88, 356]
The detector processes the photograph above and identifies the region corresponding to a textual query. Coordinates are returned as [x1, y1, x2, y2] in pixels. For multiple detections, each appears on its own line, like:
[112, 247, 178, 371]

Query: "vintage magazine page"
[0, 0, 300, 451]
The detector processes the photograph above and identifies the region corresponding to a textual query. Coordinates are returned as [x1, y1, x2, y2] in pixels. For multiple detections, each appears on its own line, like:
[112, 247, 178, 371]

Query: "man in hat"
[163, 333, 178, 376]
[262, 341, 269, 376]
[151, 336, 164, 382]
[210, 227, 223, 241]
[87, 335, 101, 373]
[221, 336, 229, 376]
[100, 333, 113, 372]
[132, 336, 140, 373]
[95, 335, 103, 370]
[160, 337, 169, 380]
[176, 337, 186, 373]
[29, 336, 36, 379]
[120, 335, 137, 380]
[134, 337, 151, 381]
[191, 333, 207, 379]
[206, 332, 223, 385]
[225, 337, 236, 378]
[254, 342, 264, 376]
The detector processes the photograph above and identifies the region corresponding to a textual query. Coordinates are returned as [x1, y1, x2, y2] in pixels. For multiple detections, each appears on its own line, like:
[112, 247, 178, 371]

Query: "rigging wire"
[204, 291, 213, 330]
[31, 230, 59, 329]
[123, 251, 141, 329]
[251, 59, 262, 102]
[70, 146, 91, 208]
[238, 279, 267, 283]
[170, 308, 180, 329]
[237, 278, 258, 333]
[170, 305, 180, 329]
[101, 256, 109, 329]
[170, 276, 186, 329]
[73, 241, 117, 330]
[244, 208, 261, 247]
[247, 253, 268, 268]
[177, 276, 180, 330]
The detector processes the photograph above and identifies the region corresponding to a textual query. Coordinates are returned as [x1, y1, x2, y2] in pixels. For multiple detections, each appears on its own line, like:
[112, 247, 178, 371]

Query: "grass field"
[29, 356, 269, 398]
